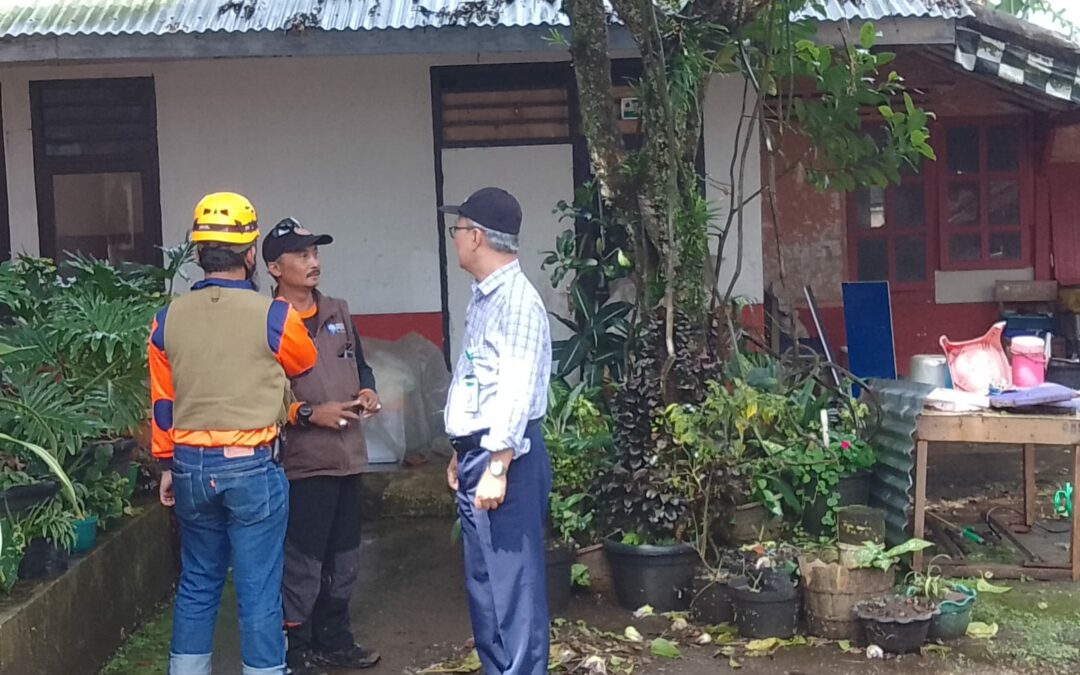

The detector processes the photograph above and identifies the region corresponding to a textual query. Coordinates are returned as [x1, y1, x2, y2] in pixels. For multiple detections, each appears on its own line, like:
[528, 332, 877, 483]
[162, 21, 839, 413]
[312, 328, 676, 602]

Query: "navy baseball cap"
[439, 187, 522, 235]
[262, 217, 333, 263]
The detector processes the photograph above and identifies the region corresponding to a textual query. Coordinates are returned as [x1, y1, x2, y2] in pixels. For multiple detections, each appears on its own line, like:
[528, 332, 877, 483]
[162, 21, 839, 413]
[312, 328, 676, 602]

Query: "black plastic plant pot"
[855, 595, 939, 654]
[692, 577, 735, 625]
[0, 481, 59, 517]
[18, 538, 69, 580]
[603, 539, 698, 612]
[546, 544, 574, 614]
[728, 575, 800, 639]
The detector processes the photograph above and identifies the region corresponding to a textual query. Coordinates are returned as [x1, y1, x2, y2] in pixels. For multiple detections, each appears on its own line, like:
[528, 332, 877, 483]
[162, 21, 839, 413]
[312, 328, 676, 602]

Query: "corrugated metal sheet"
[799, 0, 974, 21]
[0, 0, 571, 37]
[0, 0, 972, 39]
[865, 378, 933, 547]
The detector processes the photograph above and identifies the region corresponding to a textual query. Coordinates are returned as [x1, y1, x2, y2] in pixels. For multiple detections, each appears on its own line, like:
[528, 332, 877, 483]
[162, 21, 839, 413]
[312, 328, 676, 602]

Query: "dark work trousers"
[453, 421, 552, 675]
[282, 474, 363, 653]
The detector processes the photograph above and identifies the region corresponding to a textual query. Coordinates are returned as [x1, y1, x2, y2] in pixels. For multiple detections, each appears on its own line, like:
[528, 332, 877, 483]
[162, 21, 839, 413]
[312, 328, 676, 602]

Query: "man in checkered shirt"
[440, 187, 553, 675]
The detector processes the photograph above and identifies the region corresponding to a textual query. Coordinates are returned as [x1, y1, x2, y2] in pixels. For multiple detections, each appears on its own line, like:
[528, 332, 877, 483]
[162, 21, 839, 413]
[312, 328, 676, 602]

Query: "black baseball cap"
[262, 217, 333, 263]
[439, 187, 522, 235]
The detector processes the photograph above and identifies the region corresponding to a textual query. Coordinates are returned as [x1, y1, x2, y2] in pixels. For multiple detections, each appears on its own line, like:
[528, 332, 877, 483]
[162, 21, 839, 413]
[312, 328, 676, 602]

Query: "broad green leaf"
[881, 538, 933, 559]
[859, 22, 876, 50]
[623, 625, 643, 643]
[650, 637, 681, 659]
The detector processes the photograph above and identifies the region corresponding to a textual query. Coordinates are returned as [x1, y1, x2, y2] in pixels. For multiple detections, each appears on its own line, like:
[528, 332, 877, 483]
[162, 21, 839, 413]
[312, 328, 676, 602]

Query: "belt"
[449, 419, 542, 453]
[450, 430, 488, 453]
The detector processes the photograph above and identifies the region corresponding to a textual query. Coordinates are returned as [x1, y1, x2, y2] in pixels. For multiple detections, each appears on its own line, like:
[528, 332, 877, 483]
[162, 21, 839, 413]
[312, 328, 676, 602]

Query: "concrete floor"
[164, 446, 1080, 674]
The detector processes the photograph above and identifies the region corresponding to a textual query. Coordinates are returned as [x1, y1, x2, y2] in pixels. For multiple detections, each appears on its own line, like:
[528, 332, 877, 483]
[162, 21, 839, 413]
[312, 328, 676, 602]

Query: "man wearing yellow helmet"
[149, 192, 317, 675]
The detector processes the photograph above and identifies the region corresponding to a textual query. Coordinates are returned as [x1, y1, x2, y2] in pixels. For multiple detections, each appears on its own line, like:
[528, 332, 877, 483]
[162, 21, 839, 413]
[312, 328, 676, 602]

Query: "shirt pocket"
[468, 340, 499, 387]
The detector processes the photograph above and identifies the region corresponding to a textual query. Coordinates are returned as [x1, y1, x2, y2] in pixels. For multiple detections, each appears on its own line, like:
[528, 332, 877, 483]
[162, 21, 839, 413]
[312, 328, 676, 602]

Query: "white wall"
[442, 145, 575, 361]
[0, 54, 762, 323]
[703, 74, 763, 302]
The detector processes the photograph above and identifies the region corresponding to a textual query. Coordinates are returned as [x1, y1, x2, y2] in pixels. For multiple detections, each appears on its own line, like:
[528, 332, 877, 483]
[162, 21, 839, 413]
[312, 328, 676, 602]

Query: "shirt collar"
[473, 260, 521, 297]
[191, 278, 256, 291]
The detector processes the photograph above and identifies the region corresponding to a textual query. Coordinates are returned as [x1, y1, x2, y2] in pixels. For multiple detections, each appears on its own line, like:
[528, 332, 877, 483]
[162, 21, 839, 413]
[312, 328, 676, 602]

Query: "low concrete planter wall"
[0, 504, 176, 675]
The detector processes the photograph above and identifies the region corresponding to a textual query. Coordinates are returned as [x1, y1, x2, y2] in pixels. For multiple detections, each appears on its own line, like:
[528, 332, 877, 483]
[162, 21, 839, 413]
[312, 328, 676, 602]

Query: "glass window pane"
[894, 183, 925, 229]
[854, 187, 886, 230]
[989, 231, 1022, 261]
[987, 125, 1019, 172]
[895, 235, 927, 283]
[53, 172, 144, 265]
[947, 126, 980, 175]
[949, 233, 982, 262]
[856, 239, 888, 281]
[989, 180, 1020, 226]
[948, 183, 981, 227]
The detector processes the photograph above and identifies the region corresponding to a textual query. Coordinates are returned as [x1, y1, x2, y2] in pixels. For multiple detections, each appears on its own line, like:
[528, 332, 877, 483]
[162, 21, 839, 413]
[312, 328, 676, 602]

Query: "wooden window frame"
[846, 161, 937, 292]
[30, 77, 163, 265]
[847, 115, 1034, 288]
[936, 116, 1033, 271]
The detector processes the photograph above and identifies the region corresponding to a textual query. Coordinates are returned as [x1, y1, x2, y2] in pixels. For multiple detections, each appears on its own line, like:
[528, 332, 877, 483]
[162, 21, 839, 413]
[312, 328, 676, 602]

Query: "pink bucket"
[1011, 336, 1047, 388]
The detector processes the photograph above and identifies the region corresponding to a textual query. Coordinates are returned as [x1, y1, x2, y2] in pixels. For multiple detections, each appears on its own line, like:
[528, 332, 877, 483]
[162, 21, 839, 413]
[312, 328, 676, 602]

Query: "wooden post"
[1024, 443, 1037, 529]
[1073, 445, 1080, 582]
[913, 439, 929, 572]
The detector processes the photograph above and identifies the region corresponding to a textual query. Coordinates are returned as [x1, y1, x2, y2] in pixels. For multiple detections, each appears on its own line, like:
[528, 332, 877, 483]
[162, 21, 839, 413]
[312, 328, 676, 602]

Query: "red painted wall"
[351, 311, 443, 348]
[797, 301, 1001, 376]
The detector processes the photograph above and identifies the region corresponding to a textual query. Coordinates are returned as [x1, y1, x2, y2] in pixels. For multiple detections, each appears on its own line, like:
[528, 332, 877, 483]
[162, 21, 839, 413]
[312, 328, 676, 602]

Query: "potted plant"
[727, 541, 801, 639]
[854, 594, 939, 654]
[547, 493, 592, 612]
[799, 432, 876, 536]
[905, 564, 977, 641]
[543, 380, 613, 601]
[799, 542, 892, 640]
[17, 496, 77, 579]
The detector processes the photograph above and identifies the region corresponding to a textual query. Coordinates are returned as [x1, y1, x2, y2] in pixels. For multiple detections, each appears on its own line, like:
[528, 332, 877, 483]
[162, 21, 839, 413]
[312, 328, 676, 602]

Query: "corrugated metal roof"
[799, 0, 974, 21]
[864, 378, 933, 547]
[0, 0, 973, 39]
[0, 0, 571, 37]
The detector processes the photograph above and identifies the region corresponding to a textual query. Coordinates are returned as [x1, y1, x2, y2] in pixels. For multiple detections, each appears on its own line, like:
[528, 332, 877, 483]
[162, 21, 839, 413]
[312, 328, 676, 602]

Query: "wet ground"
[101, 446, 1080, 674]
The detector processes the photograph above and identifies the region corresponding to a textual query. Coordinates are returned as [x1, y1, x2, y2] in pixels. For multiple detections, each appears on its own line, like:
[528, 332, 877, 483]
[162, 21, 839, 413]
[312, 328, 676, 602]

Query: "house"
[0, 1, 1075, 380]
[767, 2, 1080, 373]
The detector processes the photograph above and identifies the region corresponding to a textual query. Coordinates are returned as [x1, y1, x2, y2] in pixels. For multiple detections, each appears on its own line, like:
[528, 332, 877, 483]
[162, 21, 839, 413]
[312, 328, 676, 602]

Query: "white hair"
[467, 218, 519, 254]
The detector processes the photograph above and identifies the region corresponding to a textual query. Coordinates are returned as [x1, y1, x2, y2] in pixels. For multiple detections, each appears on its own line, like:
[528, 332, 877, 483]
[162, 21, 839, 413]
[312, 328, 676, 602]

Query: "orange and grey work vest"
[281, 295, 369, 480]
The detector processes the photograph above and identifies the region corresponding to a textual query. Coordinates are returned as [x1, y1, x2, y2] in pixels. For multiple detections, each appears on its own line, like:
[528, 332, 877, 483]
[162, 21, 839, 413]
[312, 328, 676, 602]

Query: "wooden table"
[913, 410, 1080, 580]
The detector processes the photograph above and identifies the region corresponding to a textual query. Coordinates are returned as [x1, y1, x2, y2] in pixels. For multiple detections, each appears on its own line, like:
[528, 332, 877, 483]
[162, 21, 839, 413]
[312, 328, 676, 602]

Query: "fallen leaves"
[417, 649, 481, 673]
[967, 621, 1000, 639]
[975, 576, 1012, 595]
[623, 626, 643, 643]
[650, 637, 682, 659]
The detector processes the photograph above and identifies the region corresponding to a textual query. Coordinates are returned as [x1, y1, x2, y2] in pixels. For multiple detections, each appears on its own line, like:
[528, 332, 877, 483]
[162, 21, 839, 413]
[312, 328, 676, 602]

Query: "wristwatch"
[297, 403, 313, 427]
[488, 459, 506, 478]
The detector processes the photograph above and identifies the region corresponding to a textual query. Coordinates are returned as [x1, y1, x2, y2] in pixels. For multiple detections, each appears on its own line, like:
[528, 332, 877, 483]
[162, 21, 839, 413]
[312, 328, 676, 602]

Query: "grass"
[965, 581, 1080, 674]
[100, 580, 239, 674]
[99, 602, 172, 675]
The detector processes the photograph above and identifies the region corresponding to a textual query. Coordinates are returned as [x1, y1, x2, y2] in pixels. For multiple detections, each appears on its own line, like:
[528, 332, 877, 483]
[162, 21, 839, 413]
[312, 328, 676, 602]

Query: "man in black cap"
[263, 218, 381, 674]
[439, 188, 553, 675]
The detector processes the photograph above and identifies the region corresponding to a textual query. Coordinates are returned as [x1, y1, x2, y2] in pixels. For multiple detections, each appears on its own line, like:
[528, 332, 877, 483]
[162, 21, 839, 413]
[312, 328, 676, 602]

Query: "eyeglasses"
[448, 225, 479, 240]
[270, 218, 301, 238]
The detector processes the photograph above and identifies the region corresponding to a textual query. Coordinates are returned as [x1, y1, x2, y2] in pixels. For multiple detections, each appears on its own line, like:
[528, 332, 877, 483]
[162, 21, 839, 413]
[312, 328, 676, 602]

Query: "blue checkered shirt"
[445, 260, 551, 457]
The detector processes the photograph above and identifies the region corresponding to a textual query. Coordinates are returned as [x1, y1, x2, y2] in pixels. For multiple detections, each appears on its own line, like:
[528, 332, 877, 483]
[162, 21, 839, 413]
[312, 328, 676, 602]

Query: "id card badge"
[462, 375, 480, 414]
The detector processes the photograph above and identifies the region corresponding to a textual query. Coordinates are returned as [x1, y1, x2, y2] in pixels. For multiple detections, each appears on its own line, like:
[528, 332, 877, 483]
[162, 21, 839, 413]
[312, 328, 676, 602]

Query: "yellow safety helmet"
[191, 192, 259, 246]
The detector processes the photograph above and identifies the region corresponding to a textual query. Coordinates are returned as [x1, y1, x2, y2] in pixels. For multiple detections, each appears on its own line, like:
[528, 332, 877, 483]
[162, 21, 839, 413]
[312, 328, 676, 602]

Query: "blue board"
[842, 282, 897, 392]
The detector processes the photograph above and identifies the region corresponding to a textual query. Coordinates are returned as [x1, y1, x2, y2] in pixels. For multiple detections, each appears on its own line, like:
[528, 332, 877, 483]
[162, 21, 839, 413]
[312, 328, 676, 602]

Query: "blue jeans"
[169, 446, 289, 675]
